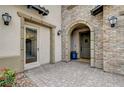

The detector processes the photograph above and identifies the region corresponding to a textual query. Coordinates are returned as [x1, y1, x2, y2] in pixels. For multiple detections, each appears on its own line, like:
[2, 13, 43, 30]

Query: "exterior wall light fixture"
[2, 13, 12, 25]
[108, 16, 117, 27]
[57, 30, 62, 36]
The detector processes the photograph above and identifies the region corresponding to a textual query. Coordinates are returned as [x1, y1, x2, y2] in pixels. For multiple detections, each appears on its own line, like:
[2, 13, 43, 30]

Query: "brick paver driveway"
[25, 62, 124, 87]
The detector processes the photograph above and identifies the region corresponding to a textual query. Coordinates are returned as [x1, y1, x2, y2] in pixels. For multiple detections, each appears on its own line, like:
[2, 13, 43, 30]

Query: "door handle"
[81, 46, 82, 52]
[37, 48, 39, 51]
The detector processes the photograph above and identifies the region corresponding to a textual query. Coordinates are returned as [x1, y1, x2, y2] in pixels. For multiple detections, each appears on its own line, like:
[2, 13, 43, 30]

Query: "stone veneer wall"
[103, 5, 124, 75]
[62, 5, 103, 68]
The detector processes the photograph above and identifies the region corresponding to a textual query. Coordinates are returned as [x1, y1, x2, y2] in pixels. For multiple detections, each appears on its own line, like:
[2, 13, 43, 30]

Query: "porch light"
[57, 30, 62, 36]
[108, 16, 117, 27]
[2, 13, 12, 25]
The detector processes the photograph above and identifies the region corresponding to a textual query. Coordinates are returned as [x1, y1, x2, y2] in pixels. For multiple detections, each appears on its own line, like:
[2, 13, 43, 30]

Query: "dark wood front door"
[80, 32, 90, 59]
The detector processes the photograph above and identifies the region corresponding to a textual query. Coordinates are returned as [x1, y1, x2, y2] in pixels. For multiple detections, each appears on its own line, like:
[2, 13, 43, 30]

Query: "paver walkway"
[15, 73, 37, 87]
[25, 62, 124, 87]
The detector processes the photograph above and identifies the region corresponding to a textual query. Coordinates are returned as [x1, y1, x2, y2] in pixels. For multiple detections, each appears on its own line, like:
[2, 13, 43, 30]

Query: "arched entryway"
[64, 20, 95, 67]
[70, 24, 90, 62]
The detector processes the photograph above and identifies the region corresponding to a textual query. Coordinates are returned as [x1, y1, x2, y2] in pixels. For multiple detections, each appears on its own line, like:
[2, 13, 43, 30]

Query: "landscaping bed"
[0, 68, 36, 87]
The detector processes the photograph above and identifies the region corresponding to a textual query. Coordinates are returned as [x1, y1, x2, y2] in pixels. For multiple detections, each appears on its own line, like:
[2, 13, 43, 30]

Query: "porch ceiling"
[73, 23, 90, 31]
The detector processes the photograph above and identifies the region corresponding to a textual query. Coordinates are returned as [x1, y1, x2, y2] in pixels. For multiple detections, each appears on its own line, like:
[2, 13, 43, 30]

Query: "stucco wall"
[0, 5, 61, 72]
[0, 6, 20, 57]
[103, 5, 124, 75]
[62, 5, 103, 68]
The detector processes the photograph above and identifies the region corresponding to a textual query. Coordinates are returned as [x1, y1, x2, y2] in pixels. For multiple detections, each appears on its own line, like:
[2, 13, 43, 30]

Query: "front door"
[80, 32, 90, 59]
[24, 25, 40, 70]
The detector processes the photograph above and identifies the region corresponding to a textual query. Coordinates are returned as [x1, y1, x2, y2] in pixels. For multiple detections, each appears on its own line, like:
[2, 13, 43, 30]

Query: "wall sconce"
[108, 16, 117, 27]
[2, 13, 12, 25]
[57, 30, 62, 36]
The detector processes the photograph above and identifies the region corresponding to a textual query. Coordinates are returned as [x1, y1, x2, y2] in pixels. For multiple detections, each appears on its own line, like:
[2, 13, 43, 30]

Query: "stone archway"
[64, 20, 95, 67]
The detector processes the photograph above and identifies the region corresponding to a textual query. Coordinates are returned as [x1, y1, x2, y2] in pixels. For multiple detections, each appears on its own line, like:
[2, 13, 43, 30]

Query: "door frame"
[24, 25, 40, 70]
[18, 12, 56, 72]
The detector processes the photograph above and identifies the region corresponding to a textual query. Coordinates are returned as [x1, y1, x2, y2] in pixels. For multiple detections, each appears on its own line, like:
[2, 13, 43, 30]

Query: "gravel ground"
[25, 62, 124, 87]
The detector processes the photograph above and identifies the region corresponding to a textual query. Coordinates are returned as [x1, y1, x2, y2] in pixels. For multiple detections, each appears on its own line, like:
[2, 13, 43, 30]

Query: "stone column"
[50, 28, 55, 64]
[20, 17, 25, 70]
[90, 31, 95, 67]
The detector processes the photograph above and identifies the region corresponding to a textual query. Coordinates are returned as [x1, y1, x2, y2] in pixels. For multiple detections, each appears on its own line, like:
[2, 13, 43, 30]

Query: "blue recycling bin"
[71, 51, 77, 60]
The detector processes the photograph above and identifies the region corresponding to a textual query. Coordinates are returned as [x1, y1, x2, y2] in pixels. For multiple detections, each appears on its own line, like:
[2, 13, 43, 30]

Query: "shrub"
[0, 68, 15, 87]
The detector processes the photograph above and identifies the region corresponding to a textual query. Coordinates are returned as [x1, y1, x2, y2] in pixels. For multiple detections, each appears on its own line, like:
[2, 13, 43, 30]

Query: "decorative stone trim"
[17, 12, 56, 28]
[65, 20, 94, 35]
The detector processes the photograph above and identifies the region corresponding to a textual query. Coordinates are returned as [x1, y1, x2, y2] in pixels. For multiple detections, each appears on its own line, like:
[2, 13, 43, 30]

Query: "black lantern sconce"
[2, 13, 12, 25]
[57, 30, 62, 36]
[108, 16, 117, 27]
